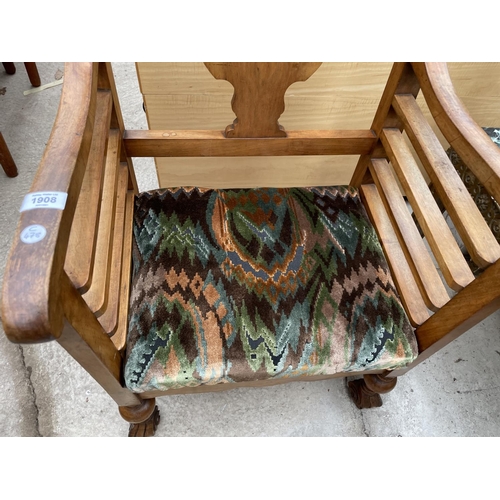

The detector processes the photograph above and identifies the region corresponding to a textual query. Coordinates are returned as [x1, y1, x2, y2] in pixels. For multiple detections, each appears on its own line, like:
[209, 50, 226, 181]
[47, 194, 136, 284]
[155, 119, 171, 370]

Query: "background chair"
[0, 62, 42, 177]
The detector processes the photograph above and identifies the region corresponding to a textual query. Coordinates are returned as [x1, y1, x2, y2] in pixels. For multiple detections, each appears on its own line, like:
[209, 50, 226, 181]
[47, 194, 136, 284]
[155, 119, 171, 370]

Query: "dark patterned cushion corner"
[124, 186, 418, 393]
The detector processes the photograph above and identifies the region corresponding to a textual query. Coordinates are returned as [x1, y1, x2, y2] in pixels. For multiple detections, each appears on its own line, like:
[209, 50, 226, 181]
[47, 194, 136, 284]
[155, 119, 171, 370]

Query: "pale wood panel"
[140, 63, 395, 139]
[156, 155, 358, 189]
[144, 94, 234, 130]
[447, 63, 500, 97]
[144, 94, 387, 131]
[138, 76, 428, 187]
[136, 63, 500, 189]
[139, 63, 500, 128]
[137, 62, 234, 95]
[137, 62, 394, 96]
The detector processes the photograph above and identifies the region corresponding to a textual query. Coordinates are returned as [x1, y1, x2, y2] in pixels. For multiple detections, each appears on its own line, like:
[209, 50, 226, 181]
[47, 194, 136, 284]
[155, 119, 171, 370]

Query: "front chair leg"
[119, 398, 160, 437]
[348, 373, 397, 409]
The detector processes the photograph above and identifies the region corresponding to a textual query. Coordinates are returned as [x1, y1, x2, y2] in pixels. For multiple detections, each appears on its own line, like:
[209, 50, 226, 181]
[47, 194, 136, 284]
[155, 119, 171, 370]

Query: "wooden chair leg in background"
[23, 63, 41, 87]
[2, 62, 16, 75]
[119, 398, 161, 437]
[348, 373, 398, 409]
[2, 62, 41, 87]
[0, 132, 19, 178]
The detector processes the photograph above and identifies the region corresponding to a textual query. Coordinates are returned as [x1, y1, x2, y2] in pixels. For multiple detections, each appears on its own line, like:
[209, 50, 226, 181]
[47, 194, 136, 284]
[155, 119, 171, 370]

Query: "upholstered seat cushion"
[124, 186, 418, 393]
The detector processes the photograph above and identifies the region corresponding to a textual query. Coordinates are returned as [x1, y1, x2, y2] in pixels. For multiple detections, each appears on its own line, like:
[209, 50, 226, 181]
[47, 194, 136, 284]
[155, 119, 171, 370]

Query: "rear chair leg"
[119, 398, 160, 437]
[0, 132, 19, 178]
[348, 373, 397, 409]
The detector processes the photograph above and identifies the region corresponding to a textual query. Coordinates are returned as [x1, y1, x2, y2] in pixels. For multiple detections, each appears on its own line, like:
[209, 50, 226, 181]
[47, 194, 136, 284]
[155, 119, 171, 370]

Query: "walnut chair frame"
[2, 62, 500, 436]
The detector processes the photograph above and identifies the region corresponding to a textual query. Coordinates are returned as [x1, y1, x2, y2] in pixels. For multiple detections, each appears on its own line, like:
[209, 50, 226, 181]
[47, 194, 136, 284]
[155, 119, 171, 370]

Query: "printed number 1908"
[20, 191, 68, 213]
[33, 196, 57, 205]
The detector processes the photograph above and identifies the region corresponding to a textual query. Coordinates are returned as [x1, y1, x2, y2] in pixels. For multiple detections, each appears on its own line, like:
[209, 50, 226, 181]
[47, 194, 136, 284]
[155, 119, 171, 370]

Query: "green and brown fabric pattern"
[124, 186, 418, 393]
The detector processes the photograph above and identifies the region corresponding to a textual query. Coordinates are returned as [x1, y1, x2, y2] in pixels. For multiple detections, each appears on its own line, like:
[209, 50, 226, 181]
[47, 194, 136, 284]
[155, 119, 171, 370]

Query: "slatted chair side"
[404, 63, 500, 361]
[0, 62, 141, 407]
[1, 62, 98, 343]
[350, 63, 431, 327]
[61, 62, 136, 346]
[58, 61, 144, 406]
[356, 62, 500, 377]
[392, 92, 500, 269]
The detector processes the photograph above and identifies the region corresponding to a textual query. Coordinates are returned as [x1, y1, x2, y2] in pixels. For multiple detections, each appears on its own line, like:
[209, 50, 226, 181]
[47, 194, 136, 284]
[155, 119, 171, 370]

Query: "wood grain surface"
[136, 63, 500, 189]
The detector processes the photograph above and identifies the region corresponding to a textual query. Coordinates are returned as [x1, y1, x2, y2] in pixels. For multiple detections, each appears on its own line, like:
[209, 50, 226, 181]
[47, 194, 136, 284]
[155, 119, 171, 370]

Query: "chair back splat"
[2, 62, 500, 436]
[204, 62, 322, 137]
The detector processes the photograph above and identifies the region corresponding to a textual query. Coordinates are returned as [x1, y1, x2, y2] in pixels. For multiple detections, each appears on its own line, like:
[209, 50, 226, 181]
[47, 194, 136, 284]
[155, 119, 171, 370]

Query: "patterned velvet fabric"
[124, 187, 418, 393]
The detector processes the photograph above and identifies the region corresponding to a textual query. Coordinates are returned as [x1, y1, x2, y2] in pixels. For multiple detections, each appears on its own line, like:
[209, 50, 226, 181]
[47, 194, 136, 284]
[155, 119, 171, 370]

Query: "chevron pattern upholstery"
[124, 186, 418, 393]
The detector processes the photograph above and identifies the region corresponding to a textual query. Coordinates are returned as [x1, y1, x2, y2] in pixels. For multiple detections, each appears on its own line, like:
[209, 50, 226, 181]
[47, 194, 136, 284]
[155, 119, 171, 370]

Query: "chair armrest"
[1, 63, 97, 343]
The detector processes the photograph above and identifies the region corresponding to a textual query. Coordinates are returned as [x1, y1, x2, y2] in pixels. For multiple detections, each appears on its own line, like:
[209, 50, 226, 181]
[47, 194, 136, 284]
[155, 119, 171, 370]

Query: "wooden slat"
[82, 130, 120, 315]
[360, 184, 430, 326]
[393, 93, 500, 269]
[111, 190, 134, 351]
[100, 63, 139, 194]
[380, 128, 474, 290]
[65, 90, 113, 292]
[124, 129, 376, 157]
[98, 163, 129, 335]
[370, 159, 449, 310]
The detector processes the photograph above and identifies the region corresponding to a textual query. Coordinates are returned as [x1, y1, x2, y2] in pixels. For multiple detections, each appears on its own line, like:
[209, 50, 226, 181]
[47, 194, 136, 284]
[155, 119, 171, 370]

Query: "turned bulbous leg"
[119, 398, 160, 437]
[348, 373, 397, 409]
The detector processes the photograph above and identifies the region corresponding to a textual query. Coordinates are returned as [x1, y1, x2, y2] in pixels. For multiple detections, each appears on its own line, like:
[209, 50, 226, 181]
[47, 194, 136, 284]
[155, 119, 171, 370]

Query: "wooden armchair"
[2, 62, 500, 436]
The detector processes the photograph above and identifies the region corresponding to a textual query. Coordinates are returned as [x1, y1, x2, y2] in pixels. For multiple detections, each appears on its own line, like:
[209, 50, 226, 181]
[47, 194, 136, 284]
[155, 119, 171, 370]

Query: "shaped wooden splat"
[204, 62, 322, 138]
